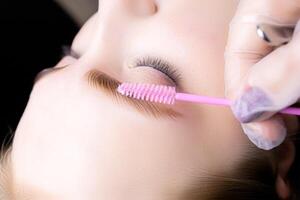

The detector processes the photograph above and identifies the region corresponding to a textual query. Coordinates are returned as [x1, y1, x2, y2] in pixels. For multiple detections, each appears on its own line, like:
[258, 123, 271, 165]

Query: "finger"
[225, 0, 300, 100]
[232, 20, 300, 123]
[241, 115, 287, 150]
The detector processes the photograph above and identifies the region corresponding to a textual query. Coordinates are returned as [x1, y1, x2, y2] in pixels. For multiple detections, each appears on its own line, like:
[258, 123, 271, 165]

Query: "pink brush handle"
[175, 93, 300, 116]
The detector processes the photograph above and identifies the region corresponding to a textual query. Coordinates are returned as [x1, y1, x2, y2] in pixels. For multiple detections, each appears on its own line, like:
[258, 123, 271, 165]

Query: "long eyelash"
[86, 70, 120, 97]
[134, 57, 181, 84]
[85, 70, 181, 119]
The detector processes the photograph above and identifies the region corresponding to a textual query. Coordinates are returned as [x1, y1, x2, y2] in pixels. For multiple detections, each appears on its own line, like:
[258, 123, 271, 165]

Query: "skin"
[9, 0, 298, 199]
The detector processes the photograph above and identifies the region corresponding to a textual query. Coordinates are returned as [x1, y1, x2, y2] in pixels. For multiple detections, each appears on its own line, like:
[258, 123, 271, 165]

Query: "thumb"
[232, 20, 300, 123]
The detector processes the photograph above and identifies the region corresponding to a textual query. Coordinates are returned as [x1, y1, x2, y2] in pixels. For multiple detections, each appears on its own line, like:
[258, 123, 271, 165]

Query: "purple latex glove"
[225, 0, 300, 150]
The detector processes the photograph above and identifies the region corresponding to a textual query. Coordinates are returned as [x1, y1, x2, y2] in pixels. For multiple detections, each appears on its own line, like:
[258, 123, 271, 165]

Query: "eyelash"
[134, 57, 181, 85]
[86, 70, 181, 119]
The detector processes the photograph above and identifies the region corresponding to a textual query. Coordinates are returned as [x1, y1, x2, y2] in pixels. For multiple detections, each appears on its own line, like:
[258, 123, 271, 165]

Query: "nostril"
[151, 1, 159, 14]
[152, 3, 158, 14]
[133, 0, 158, 17]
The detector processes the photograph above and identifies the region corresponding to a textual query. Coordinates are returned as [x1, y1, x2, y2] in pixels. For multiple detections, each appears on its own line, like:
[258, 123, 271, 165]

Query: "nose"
[91, 0, 158, 56]
[99, 0, 158, 17]
[85, 0, 158, 77]
[129, 0, 158, 16]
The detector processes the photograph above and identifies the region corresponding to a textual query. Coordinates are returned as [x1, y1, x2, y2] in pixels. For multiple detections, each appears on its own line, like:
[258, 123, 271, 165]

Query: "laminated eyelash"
[85, 70, 181, 118]
[134, 57, 181, 84]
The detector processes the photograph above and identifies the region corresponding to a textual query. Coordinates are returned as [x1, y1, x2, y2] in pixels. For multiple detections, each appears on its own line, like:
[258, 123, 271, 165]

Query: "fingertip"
[231, 87, 274, 123]
[241, 116, 287, 150]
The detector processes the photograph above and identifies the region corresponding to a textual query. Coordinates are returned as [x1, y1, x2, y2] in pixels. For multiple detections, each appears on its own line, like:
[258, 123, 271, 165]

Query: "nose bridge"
[96, 0, 158, 44]
[89, 1, 131, 69]
[99, 0, 129, 16]
[88, 0, 157, 72]
[99, 0, 157, 18]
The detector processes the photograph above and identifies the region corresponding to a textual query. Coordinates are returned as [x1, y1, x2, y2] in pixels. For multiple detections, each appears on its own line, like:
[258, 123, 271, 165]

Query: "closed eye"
[133, 56, 181, 86]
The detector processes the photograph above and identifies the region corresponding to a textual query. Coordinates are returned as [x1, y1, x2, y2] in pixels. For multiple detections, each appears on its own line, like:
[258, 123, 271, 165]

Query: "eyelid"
[85, 69, 182, 119]
[133, 56, 181, 86]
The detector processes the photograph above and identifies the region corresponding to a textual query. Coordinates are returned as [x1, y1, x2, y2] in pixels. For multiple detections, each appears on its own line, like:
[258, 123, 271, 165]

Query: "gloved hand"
[225, 0, 300, 150]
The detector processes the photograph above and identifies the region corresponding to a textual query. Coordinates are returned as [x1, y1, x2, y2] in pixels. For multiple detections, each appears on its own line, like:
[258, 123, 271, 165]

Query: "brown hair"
[0, 130, 14, 200]
[287, 134, 300, 200]
[183, 133, 300, 200]
[0, 146, 12, 200]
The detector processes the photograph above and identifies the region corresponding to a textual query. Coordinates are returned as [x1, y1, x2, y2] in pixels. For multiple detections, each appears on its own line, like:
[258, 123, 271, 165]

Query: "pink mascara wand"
[117, 83, 300, 116]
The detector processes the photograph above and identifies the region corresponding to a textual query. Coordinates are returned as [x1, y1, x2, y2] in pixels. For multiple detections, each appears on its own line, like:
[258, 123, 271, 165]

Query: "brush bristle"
[117, 83, 176, 104]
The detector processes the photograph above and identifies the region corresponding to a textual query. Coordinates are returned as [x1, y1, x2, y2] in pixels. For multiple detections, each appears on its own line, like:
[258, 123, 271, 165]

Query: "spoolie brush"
[117, 82, 300, 116]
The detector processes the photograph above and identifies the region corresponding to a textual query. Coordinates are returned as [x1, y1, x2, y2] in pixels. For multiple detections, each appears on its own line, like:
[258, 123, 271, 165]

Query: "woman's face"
[11, 0, 251, 199]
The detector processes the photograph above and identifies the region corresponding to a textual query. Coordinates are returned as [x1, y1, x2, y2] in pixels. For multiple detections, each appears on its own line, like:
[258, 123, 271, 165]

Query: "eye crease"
[84, 69, 182, 119]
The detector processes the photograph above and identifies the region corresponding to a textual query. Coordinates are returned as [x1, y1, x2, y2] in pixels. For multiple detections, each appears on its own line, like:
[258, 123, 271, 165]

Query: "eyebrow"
[34, 66, 68, 84]
[33, 67, 181, 119]
[84, 69, 182, 119]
